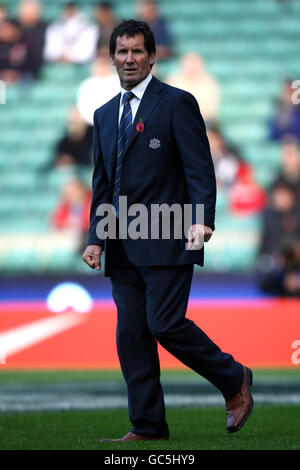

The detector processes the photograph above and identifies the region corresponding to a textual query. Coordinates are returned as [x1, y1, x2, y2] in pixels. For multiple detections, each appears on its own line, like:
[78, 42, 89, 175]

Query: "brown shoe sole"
[227, 368, 254, 434]
[101, 435, 169, 442]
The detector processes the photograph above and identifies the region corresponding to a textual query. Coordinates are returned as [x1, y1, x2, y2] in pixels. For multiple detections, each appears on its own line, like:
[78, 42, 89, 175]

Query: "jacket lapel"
[106, 77, 164, 183]
[123, 76, 164, 157]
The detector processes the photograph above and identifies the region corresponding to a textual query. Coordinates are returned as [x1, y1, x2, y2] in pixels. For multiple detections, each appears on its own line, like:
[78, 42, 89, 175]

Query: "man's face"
[111, 33, 155, 90]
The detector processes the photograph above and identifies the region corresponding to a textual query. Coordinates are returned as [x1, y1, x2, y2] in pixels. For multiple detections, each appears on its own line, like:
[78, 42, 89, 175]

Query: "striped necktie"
[112, 91, 135, 218]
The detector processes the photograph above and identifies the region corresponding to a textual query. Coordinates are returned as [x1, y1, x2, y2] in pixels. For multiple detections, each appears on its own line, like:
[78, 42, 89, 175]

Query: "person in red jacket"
[52, 178, 92, 250]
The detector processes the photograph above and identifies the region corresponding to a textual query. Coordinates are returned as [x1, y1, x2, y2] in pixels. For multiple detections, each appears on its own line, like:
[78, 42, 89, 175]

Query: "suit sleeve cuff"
[87, 234, 105, 249]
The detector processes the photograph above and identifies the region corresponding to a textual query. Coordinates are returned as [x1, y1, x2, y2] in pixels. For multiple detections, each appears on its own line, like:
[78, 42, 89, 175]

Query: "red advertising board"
[0, 298, 299, 369]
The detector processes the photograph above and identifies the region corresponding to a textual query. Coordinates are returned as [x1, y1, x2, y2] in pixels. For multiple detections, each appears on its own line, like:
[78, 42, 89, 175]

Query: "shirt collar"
[120, 73, 153, 101]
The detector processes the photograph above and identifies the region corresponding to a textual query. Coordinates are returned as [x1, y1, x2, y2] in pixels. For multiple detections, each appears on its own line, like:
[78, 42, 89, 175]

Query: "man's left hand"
[187, 224, 213, 250]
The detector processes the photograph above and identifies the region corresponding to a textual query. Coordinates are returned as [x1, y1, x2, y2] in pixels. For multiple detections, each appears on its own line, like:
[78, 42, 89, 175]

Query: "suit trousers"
[106, 237, 244, 438]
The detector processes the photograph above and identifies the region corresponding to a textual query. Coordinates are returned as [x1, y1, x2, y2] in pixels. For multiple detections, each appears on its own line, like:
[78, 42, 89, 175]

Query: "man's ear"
[110, 52, 115, 67]
[149, 53, 155, 68]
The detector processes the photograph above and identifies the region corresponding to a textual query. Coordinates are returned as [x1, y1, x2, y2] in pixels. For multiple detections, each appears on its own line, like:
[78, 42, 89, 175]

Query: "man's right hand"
[82, 245, 103, 271]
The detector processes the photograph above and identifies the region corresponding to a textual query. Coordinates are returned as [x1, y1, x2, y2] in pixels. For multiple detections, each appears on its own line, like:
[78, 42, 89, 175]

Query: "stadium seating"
[0, 0, 300, 273]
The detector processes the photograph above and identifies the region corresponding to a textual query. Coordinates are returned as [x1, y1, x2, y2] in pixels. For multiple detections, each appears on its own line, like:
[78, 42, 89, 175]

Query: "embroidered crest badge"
[149, 138, 161, 149]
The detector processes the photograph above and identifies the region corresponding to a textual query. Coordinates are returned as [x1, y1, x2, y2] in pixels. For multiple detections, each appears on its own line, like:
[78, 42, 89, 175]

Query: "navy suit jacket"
[88, 76, 216, 271]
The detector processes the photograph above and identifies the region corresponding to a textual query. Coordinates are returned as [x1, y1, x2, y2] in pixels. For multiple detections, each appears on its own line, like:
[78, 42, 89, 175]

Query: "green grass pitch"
[0, 407, 299, 450]
[0, 369, 299, 450]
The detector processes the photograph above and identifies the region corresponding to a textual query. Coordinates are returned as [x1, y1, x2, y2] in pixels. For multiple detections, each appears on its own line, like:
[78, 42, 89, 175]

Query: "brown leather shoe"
[101, 432, 169, 442]
[225, 366, 254, 433]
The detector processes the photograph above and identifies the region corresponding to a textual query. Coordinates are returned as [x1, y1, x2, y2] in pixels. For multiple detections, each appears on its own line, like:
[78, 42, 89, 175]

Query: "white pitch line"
[0, 393, 300, 413]
[0, 312, 86, 361]
[165, 393, 300, 406]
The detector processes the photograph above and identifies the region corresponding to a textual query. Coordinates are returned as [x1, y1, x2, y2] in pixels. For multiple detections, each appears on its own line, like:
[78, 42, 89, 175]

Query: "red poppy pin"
[136, 117, 144, 133]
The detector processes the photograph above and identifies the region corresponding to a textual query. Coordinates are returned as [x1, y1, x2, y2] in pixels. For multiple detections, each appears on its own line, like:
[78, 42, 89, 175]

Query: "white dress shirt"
[118, 73, 153, 124]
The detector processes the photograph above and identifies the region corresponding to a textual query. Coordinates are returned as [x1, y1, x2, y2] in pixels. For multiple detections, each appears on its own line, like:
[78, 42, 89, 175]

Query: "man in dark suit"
[82, 19, 253, 441]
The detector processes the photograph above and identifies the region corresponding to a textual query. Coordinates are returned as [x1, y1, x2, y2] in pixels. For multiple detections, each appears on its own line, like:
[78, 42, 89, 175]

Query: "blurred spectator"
[0, 3, 7, 25]
[270, 138, 300, 204]
[269, 78, 300, 141]
[207, 125, 266, 216]
[281, 242, 300, 296]
[137, 0, 173, 61]
[229, 165, 267, 217]
[258, 181, 300, 260]
[44, 1, 98, 64]
[258, 242, 300, 297]
[94, 1, 116, 57]
[206, 125, 249, 189]
[52, 107, 93, 168]
[257, 181, 300, 296]
[0, 18, 29, 84]
[77, 53, 119, 126]
[166, 53, 220, 124]
[17, 0, 47, 81]
[51, 177, 92, 251]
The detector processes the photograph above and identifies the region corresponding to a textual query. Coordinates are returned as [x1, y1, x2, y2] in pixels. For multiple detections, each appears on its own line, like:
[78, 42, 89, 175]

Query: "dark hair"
[96, 1, 112, 9]
[109, 19, 156, 57]
[63, 1, 78, 8]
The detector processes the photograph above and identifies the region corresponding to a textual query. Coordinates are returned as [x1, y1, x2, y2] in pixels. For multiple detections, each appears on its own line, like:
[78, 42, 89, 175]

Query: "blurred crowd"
[0, 0, 47, 83]
[0, 0, 174, 252]
[0, 0, 173, 83]
[257, 138, 300, 296]
[1, 0, 299, 294]
[255, 78, 300, 297]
